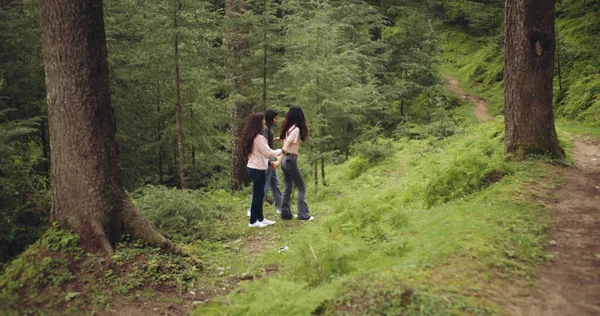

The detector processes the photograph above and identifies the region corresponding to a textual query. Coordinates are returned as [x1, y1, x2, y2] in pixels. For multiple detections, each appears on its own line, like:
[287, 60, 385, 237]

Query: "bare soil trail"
[443, 74, 493, 122]
[509, 138, 600, 316]
[443, 74, 600, 315]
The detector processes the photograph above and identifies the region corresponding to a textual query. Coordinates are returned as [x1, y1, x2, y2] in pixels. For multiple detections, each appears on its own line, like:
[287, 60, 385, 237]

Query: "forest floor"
[110, 78, 600, 316]
[444, 75, 600, 315]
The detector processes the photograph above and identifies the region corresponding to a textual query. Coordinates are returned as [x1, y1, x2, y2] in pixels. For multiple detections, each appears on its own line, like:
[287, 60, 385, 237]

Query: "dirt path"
[509, 138, 600, 316]
[443, 74, 493, 122]
[443, 74, 600, 315]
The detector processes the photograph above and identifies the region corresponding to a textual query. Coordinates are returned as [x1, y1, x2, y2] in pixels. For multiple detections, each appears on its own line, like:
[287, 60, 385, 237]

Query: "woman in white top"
[240, 113, 290, 227]
[271, 106, 314, 221]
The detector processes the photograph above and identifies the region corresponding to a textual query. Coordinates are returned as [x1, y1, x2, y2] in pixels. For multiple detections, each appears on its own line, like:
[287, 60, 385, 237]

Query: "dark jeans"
[248, 168, 266, 224]
[281, 155, 310, 220]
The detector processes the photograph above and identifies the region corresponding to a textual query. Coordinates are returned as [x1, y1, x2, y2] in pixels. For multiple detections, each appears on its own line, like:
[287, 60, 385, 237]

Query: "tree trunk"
[319, 125, 326, 186]
[314, 159, 318, 186]
[189, 103, 197, 189]
[320, 156, 327, 187]
[191, 145, 196, 189]
[40, 117, 49, 178]
[157, 83, 164, 185]
[173, 0, 186, 189]
[226, 0, 253, 190]
[39, 0, 177, 256]
[504, 0, 563, 159]
[556, 25, 563, 93]
[345, 123, 351, 161]
[262, 0, 268, 111]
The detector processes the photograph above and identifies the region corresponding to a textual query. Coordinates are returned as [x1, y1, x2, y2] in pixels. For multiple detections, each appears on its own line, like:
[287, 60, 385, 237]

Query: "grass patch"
[194, 119, 556, 315]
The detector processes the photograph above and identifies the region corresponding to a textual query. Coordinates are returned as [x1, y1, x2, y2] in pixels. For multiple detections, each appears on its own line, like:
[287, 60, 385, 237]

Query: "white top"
[286, 125, 300, 154]
[247, 134, 283, 170]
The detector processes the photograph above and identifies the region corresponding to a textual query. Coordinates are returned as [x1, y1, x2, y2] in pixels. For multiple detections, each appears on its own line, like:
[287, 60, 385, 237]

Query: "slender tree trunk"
[39, 0, 177, 256]
[345, 123, 351, 161]
[262, 0, 268, 111]
[504, 0, 563, 159]
[189, 105, 197, 189]
[157, 82, 164, 185]
[173, 0, 186, 189]
[226, 0, 253, 190]
[320, 157, 327, 186]
[556, 25, 563, 92]
[400, 100, 404, 116]
[314, 159, 318, 186]
[319, 125, 326, 186]
[40, 117, 49, 178]
[191, 146, 196, 189]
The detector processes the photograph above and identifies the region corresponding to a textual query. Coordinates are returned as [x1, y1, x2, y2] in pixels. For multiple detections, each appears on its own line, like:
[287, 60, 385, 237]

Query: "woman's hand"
[270, 160, 281, 169]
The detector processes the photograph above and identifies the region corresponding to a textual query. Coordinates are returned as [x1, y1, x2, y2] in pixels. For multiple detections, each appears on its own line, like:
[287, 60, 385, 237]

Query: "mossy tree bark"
[226, 0, 253, 190]
[39, 0, 178, 256]
[504, 0, 563, 159]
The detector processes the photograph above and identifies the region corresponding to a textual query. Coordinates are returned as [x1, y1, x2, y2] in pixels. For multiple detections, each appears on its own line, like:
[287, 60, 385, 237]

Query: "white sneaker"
[247, 208, 251, 217]
[260, 218, 276, 226]
[276, 209, 281, 215]
[248, 221, 267, 228]
[297, 216, 314, 221]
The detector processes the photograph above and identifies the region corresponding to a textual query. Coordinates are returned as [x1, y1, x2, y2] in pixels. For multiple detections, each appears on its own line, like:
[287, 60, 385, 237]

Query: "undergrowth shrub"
[194, 279, 337, 316]
[422, 127, 511, 207]
[0, 224, 204, 314]
[131, 186, 242, 243]
[394, 109, 463, 140]
[556, 74, 600, 124]
[346, 156, 369, 180]
[351, 137, 394, 164]
[0, 140, 50, 267]
[0, 224, 83, 313]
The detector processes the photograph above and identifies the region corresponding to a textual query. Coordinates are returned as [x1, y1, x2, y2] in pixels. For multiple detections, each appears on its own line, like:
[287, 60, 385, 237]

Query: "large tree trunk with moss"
[39, 0, 177, 256]
[226, 0, 253, 190]
[504, 0, 563, 159]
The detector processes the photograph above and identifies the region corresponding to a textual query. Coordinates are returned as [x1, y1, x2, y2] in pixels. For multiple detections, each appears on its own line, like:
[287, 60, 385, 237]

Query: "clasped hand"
[270, 139, 291, 169]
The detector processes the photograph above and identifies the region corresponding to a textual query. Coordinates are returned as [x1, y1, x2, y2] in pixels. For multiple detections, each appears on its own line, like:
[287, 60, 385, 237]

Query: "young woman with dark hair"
[246, 109, 283, 217]
[271, 106, 314, 221]
[240, 112, 290, 227]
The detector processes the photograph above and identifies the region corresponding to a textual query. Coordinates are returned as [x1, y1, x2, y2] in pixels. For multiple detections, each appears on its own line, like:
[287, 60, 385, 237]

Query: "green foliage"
[440, 32, 504, 115]
[351, 126, 395, 163]
[420, 126, 511, 207]
[0, 138, 50, 266]
[440, 0, 504, 35]
[441, 0, 600, 125]
[104, 0, 228, 190]
[200, 117, 552, 314]
[346, 156, 369, 180]
[131, 185, 244, 243]
[0, 224, 205, 313]
[109, 239, 202, 294]
[195, 279, 338, 315]
[0, 225, 82, 313]
[555, 72, 600, 124]
[0, 1, 49, 266]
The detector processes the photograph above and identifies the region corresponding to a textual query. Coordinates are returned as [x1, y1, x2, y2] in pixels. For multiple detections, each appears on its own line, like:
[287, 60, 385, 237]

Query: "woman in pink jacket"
[240, 113, 290, 227]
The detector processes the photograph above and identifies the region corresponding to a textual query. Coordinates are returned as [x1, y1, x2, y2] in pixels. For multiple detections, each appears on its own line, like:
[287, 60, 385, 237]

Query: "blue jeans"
[281, 155, 310, 220]
[248, 168, 266, 224]
[264, 159, 282, 210]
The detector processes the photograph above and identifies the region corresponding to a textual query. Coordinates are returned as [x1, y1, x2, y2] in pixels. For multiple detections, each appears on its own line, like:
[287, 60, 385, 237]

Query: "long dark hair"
[280, 106, 309, 141]
[265, 109, 278, 127]
[240, 113, 264, 158]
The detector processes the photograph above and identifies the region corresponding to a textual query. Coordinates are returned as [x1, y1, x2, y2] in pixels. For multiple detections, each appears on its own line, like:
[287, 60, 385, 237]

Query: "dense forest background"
[1, 0, 598, 287]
